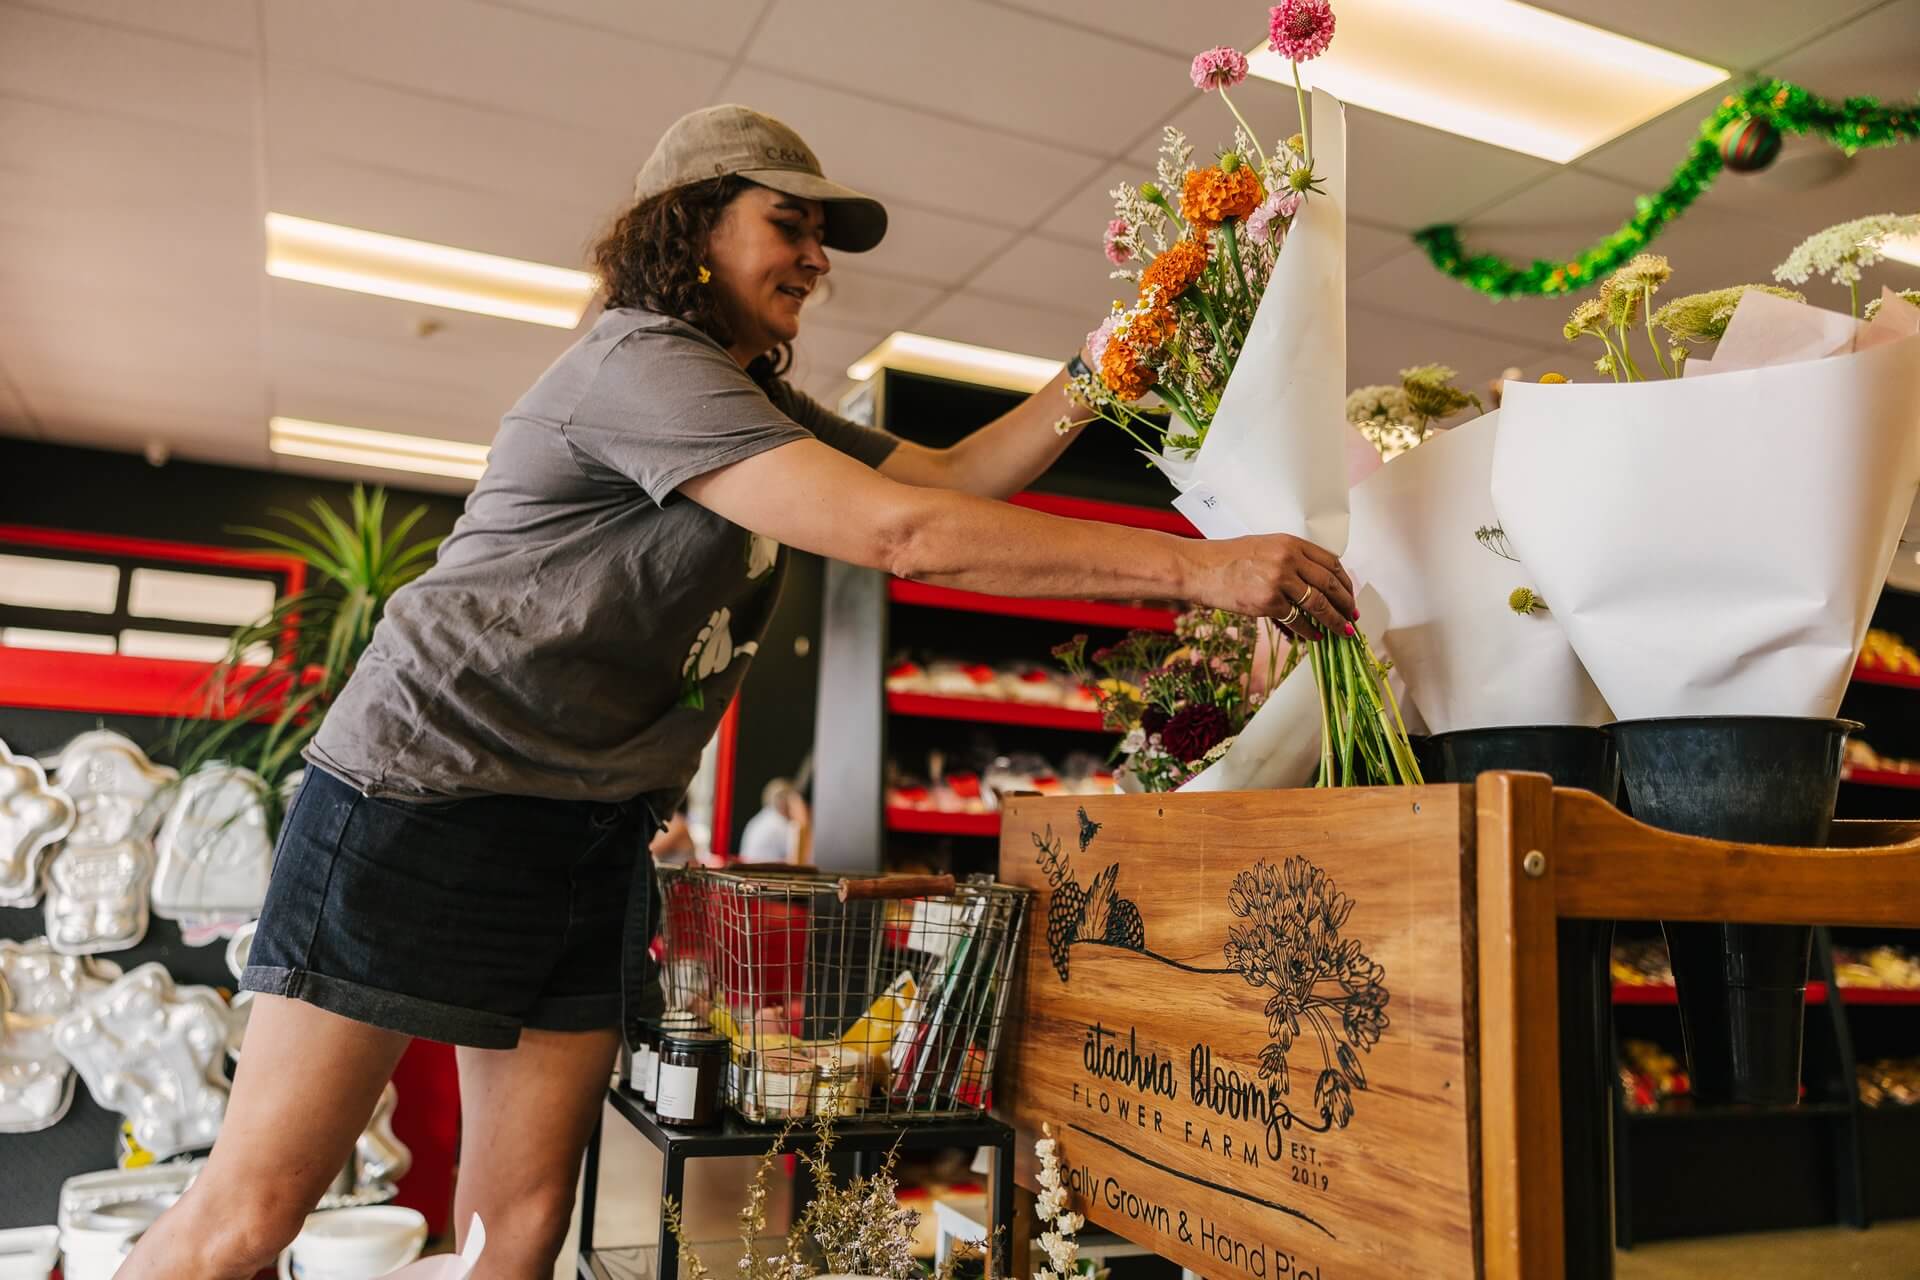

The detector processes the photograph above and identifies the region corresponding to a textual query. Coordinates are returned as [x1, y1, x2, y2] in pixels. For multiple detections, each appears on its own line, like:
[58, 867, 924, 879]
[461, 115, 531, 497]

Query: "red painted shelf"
[884, 808, 1001, 837]
[888, 580, 1179, 633]
[1613, 982, 1920, 1007]
[1854, 663, 1920, 690]
[886, 690, 1108, 732]
[1841, 766, 1920, 790]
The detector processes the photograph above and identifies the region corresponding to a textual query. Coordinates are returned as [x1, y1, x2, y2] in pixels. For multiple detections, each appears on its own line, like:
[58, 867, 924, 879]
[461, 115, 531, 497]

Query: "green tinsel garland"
[1412, 79, 1920, 299]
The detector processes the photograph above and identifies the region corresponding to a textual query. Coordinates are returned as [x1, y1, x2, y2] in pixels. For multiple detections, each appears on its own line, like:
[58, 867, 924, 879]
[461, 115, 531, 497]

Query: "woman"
[123, 105, 1356, 1278]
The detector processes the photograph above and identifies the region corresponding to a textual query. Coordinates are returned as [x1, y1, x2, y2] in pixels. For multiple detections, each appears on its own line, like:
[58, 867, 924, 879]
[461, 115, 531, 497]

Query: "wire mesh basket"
[655, 867, 1030, 1122]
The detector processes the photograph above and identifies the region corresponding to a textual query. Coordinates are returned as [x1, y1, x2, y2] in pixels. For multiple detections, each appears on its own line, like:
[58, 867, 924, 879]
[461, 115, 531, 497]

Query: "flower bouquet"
[1489, 221, 1920, 1105]
[1067, 7, 1420, 789]
[1053, 608, 1289, 792]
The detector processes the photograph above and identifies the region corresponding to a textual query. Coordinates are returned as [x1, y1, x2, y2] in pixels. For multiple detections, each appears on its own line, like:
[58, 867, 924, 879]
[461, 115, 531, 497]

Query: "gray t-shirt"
[306, 307, 897, 811]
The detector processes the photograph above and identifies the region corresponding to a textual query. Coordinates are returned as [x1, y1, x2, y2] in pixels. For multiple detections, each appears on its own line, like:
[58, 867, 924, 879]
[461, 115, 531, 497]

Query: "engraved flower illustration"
[1224, 856, 1388, 1129]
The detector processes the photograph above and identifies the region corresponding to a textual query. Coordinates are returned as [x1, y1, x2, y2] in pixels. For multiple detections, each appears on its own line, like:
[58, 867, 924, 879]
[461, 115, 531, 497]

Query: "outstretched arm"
[678, 437, 1356, 637]
[878, 357, 1098, 499]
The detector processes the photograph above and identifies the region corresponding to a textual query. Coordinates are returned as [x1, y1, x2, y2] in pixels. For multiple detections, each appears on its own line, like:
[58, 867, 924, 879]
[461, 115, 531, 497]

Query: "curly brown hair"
[590, 175, 791, 381]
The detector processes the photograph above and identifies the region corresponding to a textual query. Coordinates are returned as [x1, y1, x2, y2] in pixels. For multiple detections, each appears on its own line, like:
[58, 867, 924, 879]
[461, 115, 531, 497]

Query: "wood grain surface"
[997, 788, 1479, 1280]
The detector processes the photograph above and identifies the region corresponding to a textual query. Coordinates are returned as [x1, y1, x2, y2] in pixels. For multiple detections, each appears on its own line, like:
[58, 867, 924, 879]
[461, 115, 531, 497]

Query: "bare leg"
[453, 1026, 621, 1278]
[119, 995, 410, 1280]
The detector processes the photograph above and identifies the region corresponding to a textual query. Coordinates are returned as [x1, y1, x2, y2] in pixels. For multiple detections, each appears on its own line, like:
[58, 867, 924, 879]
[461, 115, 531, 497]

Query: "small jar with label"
[655, 1031, 728, 1127]
[649, 1012, 703, 1109]
[622, 1020, 657, 1100]
[811, 1056, 865, 1119]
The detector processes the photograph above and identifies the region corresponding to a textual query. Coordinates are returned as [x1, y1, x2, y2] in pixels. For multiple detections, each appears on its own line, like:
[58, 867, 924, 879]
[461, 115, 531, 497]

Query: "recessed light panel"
[1249, 0, 1727, 163]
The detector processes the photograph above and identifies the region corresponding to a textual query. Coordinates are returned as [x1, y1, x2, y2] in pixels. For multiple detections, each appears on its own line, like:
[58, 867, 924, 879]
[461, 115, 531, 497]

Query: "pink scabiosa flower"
[1269, 0, 1336, 61]
[1244, 190, 1300, 246]
[1103, 218, 1132, 266]
[1085, 311, 1121, 369]
[1189, 45, 1249, 92]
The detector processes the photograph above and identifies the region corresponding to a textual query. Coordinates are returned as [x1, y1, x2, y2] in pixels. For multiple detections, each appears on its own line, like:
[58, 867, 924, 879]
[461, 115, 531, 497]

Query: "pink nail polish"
[1344, 623, 1355, 637]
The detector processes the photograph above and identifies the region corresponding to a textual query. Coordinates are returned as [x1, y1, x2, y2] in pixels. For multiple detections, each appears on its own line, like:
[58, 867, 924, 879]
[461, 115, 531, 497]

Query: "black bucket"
[1423, 724, 1619, 796]
[1424, 724, 1619, 1278]
[1607, 716, 1858, 1107]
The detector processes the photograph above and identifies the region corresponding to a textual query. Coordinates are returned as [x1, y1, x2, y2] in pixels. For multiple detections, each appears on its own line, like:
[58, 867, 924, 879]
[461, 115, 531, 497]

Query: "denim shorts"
[241, 766, 654, 1049]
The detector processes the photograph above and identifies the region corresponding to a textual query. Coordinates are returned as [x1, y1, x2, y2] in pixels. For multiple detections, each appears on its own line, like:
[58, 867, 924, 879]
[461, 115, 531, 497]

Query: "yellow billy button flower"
[1538, 372, 1569, 384]
[1509, 587, 1546, 616]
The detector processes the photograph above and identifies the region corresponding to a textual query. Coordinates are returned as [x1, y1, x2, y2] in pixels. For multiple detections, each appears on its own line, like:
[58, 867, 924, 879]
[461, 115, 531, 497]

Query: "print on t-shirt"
[680, 606, 759, 710]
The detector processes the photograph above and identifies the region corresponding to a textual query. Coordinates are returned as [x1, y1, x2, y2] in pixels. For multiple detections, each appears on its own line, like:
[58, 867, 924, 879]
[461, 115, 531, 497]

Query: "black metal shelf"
[579, 1085, 1015, 1280]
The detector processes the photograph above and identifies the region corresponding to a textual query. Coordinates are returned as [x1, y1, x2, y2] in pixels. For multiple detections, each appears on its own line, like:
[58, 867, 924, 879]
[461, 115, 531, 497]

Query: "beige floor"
[1615, 1221, 1920, 1280]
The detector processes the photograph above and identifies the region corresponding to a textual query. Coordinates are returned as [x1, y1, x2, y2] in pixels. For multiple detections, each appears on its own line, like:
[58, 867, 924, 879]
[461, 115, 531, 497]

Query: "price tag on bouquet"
[1170, 483, 1254, 540]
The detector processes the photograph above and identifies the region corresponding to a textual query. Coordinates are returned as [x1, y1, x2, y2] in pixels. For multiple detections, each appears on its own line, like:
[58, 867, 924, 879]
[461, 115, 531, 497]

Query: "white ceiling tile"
[25, 0, 258, 51]
[747, 0, 1185, 146]
[0, 5, 256, 137]
[1769, 0, 1920, 98]
[787, 320, 886, 406]
[266, 153, 605, 268]
[805, 267, 944, 334]
[985, 0, 1271, 57]
[1041, 162, 1145, 243]
[913, 291, 1090, 359]
[850, 206, 1010, 289]
[0, 95, 257, 211]
[1522, 0, 1891, 70]
[26, 402, 269, 468]
[261, 0, 729, 134]
[1348, 304, 1549, 396]
[720, 66, 1103, 228]
[265, 61, 638, 215]
[967, 232, 1127, 319]
[1128, 77, 1558, 229]
[268, 449, 474, 494]
[467, 0, 774, 58]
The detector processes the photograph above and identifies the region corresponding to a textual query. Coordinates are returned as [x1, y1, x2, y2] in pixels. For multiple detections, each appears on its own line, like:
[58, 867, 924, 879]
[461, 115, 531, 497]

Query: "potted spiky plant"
[168, 486, 441, 826]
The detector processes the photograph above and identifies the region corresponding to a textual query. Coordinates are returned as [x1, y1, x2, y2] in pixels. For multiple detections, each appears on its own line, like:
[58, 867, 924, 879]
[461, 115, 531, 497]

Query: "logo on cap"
[764, 145, 810, 166]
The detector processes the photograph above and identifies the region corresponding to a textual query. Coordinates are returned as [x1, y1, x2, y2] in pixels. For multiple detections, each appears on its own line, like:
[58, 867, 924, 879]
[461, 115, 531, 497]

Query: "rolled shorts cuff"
[242, 964, 521, 1050]
[522, 990, 623, 1034]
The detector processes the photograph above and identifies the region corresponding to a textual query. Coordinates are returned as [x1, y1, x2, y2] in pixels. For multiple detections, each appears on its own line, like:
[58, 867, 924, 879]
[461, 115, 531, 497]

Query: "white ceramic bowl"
[278, 1205, 427, 1280]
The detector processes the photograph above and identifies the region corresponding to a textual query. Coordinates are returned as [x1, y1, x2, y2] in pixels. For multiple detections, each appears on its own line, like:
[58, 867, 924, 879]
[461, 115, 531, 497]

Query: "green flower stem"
[1291, 61, 1313, 170]
[1644, 285, 1673, 378]
[1192, 291, 1233, 367]
[1095, 406, 1167, 461]
[1311, 640, 1335, 786]
[1850, 279, 1860, 318]
[1375, 653, 1423, 783]
[1149, 378, 1205, 437]
[1221, 219, 1251, 311]
[1612, 322, 1645, 382]
[1218, 88, 1269, 172]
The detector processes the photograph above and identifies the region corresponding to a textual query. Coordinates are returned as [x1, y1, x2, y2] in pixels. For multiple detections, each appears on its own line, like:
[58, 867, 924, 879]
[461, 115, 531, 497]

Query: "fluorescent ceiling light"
[1248, 0, 1726, 163]
[847, 332, 1062, 393]
[1, 628, 117, 655]
[265, 213, 597, 328]
[270, 417, 490, 482]
[1885, 234, 1920, 270]
[0, 554, 119, 612]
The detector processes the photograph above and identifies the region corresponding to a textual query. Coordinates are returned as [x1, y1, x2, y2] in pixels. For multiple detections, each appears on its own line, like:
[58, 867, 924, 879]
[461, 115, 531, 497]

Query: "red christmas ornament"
[1719, 116, 1782, 172]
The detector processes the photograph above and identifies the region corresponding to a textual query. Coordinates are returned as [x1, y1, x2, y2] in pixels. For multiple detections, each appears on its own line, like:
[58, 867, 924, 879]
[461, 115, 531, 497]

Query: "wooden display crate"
[995, 774, 1920, 1280]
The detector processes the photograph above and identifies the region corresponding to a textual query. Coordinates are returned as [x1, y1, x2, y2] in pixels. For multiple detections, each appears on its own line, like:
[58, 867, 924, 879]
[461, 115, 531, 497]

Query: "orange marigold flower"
[1126, 304, 1178, 350]
[1139, 238, 1210, 303]
[1182, 165, 1263, 226]
[1099, 337, 1156, 402]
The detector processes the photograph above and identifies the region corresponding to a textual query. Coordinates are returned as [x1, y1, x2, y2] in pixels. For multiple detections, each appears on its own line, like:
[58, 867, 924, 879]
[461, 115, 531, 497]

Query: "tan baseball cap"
[633, 104, 888, 253]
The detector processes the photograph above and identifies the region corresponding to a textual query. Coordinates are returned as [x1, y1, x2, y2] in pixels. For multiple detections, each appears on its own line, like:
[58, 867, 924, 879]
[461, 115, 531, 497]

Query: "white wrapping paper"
[1343, 411, 1612, 733]
[1491, 308, 1920, 720]
[1166, 91, 1349, 791]
[1172, 88, 1350, 554]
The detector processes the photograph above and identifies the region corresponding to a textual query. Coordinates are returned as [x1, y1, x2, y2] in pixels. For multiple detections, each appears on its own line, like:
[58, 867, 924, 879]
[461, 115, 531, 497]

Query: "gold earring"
[697, 265, 712, 284]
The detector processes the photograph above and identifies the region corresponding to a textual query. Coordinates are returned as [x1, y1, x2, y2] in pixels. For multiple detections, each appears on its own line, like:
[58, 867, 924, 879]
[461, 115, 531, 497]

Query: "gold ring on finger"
[1277, 603, 1301, 626]
[1298, 585, 1319, 609]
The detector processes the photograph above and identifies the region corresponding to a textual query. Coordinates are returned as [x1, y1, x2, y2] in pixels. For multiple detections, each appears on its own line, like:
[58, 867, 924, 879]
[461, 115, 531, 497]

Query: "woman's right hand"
[1192, 534, 1357, 641]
